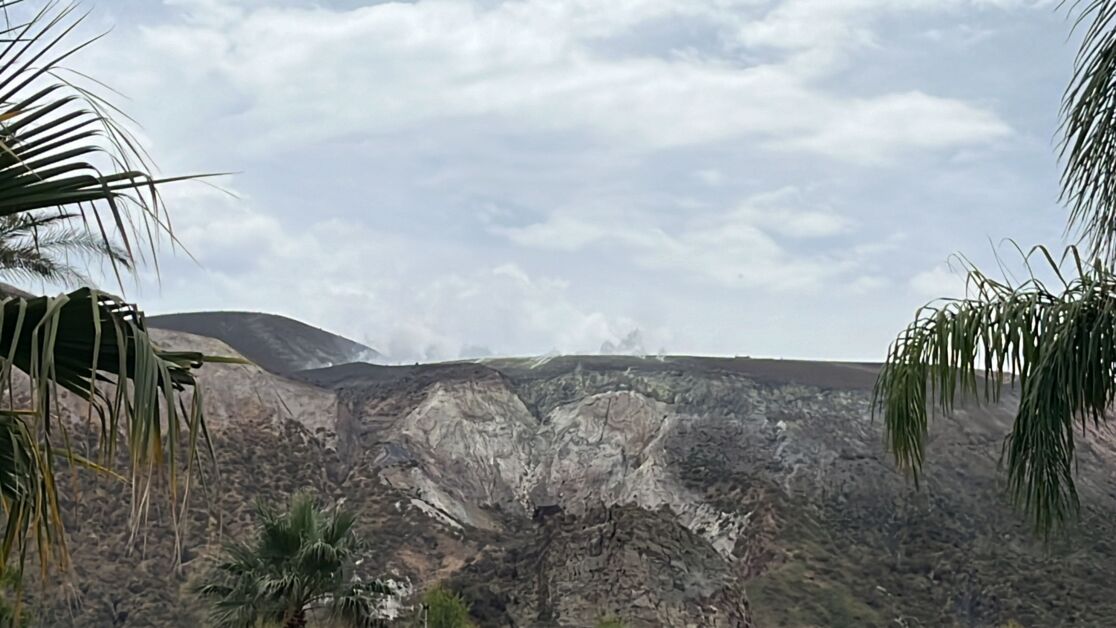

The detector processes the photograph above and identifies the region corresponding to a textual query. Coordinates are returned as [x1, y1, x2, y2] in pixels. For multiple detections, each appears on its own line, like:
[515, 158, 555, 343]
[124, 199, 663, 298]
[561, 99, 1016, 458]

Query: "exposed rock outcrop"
[21, 335, 1116, 627]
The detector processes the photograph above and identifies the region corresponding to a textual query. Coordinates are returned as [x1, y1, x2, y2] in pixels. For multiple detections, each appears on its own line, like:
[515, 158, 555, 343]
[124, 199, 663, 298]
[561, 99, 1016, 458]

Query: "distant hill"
[147, 311, 380, 374]
[36, 339, 1116, 627]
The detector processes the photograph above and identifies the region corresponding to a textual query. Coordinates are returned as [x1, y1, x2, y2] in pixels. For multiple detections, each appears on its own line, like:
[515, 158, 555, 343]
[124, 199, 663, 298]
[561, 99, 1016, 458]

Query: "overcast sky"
[63, 0, 1079, 362]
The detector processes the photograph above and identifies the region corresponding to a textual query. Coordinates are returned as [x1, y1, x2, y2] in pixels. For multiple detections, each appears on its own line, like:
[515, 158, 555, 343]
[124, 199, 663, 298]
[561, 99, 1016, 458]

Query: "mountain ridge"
[23, 319, 1116, 627]
[148, 310, 381, 374]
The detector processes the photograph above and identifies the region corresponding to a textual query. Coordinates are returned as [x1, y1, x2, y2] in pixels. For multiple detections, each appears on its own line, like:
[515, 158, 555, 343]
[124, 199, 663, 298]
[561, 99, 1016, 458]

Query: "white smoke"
[599, 328, 647, 356]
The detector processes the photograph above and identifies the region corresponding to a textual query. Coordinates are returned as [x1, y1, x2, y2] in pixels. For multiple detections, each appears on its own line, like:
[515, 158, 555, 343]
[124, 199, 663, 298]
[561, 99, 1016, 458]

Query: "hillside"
[21, 326, 1116, 627]
[147, 311, 381, 374]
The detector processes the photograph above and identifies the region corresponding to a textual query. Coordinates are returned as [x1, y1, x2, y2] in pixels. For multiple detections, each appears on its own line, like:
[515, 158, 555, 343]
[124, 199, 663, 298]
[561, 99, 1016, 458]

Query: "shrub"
[420, 585, 474, 628]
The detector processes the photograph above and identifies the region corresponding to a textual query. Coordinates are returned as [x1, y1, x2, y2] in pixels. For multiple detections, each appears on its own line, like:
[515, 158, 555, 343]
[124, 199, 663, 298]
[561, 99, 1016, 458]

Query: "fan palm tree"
[875, 0, 1116, 535]
[0, 211, 130, 287]
[196, 493, 391, 628]
[0, 0, 227, 580]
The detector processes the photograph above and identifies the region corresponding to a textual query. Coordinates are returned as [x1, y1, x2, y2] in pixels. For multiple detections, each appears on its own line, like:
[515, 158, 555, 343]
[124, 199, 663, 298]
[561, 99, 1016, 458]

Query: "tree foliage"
[0, 212, 131, 287]
[1063, 0, 1116, 261]
[0, 0, 228, 577]
[419, 586, 474, 628]
[876, 247, 1116, 534]
[196, 492, 391, 628]
[877, 0, 1116, 534]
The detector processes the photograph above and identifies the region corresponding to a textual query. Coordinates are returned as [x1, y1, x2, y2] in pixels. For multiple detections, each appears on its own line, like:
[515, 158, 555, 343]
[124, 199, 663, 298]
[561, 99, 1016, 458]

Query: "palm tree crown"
[196, 493, 391, 628]
[0, 212, 130, 288]
[876, 0, 1116, 535]
[0, 0, 230, 578]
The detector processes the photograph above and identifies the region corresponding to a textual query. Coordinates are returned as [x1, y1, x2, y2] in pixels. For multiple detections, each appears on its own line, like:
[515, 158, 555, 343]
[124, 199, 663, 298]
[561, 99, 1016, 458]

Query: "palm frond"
[327, 580, 392, 628]
[874, 245, 1116, 535]
[197, 493, 382, 627]
[0, 211, 130, 287]
[0, 1, 223, 289]
[0, 410, 53, 570]
[0, 287, 228, 570]
[0, 0, 238, 576]
[322, 509, 357, 547]
[0, 243, 88, 286]
[1061, 0, 1116, 260]
[0, 212, 129, 260]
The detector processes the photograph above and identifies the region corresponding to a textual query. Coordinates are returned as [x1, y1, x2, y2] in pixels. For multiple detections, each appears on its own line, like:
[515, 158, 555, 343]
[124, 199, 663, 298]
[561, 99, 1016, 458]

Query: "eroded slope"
[22, 344, 1116, 627]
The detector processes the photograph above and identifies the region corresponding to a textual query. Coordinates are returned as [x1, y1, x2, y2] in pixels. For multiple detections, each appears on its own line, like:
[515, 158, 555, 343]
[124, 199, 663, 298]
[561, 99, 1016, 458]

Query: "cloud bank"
[60, 0, 1071, 361]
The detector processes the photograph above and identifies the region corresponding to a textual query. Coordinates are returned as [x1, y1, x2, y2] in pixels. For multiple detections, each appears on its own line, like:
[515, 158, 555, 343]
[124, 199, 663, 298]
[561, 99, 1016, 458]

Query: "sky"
[51, 0, 1083, 362]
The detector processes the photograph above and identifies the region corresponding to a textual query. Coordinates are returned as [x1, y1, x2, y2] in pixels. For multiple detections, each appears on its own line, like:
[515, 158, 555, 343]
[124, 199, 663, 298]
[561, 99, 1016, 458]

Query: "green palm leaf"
[0, 0, 234, 576]
[879, 0, 1116, 536]
[196, 493, 392, 628]
[875, 245, 1116, 535]
[0, 287, 231, 570]
[0, 409, 52, 570]
[0, 211, 131, 287]
[1063, 0, 1116, 261]
[0, 1, 225, 286]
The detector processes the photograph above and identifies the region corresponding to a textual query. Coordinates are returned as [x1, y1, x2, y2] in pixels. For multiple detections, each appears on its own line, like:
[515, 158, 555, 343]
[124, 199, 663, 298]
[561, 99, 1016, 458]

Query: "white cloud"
[133, 187, 659, 361]
[908, 264, 968, 300]
[729, 187, 851, 238]
[492, 215, 610, 252]
[373, 263, 669, 361]
[94, 0, 1014, 162]
[781, 92, 1011, 162]
[694, 169, 725, 186]
[735, 0, 1049, 73]
[496, 208, 862, 291]
[628, 213, 852, 290]
[51, 0, 1064, 362]
[494, 187, 861, 289]
[850, 275, 889, 294]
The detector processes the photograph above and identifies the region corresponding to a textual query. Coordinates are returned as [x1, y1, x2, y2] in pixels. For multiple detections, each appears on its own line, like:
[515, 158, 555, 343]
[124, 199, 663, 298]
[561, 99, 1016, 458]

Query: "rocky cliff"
[23, 331, 1116, 627]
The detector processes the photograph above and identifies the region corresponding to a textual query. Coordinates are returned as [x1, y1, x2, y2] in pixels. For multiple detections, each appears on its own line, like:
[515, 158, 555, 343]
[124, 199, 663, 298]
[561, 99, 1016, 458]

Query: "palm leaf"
[878, 0, 1116, 536]
[0, 287, 233, 570]
[874, 245, 1116, 535]
[326, 580, 392, 628]
[1062, 0, 1116, 261]
[0, 211, 132, 287]
[0, 1, 224, 286]
[0, 0, 238, 575]
[197, 493, 385, 627]
[0, 409, 52, 571]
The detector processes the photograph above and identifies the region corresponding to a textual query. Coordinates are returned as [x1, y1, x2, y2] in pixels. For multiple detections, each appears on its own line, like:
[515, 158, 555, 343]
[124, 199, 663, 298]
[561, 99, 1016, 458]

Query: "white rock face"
[397, 380, 538, 508]
[351, 373, 752, 557]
